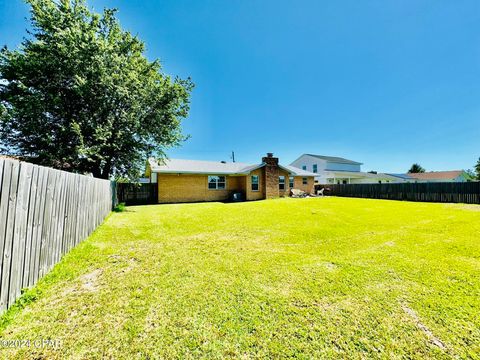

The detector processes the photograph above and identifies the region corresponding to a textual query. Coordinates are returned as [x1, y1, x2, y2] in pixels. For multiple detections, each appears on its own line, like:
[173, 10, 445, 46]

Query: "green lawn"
[1, 197, 479, 359]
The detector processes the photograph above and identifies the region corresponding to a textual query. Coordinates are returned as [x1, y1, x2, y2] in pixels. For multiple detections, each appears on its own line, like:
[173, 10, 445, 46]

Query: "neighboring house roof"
[387, 173, 415, 180]
[303, 154, 363, 165]
[283, 165, 319, 177]
[0, 155, 20, 160]
[324, 170, 401, 180]
[407, 170, 467, 181]
[148, 158, 316, 176]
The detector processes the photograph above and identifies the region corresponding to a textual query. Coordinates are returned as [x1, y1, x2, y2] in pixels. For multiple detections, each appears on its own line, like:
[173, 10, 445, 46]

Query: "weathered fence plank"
[0, 159, 112, 313]
[1, 160, 20, 311]
[9, 162, 33, 306]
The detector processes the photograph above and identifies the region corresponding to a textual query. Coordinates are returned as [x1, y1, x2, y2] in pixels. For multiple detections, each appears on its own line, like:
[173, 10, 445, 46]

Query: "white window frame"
[251, 175, 259, 191]
[208, 175, 226, 190]
[289, 176, 294, 188]
[302, 177, 308, 185]
[279, 176, 285, 190]
[312, 164, 318, 173]
[302, 165, 307, 170]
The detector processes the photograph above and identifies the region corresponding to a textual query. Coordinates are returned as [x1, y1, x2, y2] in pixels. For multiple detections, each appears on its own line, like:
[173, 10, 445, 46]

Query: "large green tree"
[0, 0, 193, 179]
[408, 163, 425, 173]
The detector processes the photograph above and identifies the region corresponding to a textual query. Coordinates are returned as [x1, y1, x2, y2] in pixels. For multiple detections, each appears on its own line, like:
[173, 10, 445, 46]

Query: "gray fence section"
[0, 158, 112, 312]
[316, 182, 480, 204]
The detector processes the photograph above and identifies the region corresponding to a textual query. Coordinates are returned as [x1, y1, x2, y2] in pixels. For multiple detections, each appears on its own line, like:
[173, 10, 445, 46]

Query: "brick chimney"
[262, 153, 279, 198]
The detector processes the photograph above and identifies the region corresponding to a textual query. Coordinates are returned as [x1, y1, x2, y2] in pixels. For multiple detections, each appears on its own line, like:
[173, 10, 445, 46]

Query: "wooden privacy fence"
[116, 183, 157, 205]
[315, 182, 480, 204]
[0, 158, 112, 312]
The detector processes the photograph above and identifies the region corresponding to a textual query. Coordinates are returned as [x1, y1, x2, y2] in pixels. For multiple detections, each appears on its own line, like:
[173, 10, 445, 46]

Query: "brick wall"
[279, 169, 290, 197]
[262, 154, 279, 199]
[293, 176, 315, 194]
[158, 174, 243, 203]
[245, 168, 265, 201]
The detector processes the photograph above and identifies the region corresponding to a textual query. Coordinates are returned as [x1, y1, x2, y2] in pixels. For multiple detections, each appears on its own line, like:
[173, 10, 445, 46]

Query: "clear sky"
[1, 0, 479, 172]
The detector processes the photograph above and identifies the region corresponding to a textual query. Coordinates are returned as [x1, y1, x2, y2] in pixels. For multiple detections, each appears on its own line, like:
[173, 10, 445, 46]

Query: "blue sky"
[1, 0, 479, 172]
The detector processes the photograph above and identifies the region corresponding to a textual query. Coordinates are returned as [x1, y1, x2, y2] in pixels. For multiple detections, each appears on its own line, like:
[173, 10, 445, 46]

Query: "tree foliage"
[474, 157, 480, 180]
[408, 163, 425, 174]
[0, 0, 193, 179]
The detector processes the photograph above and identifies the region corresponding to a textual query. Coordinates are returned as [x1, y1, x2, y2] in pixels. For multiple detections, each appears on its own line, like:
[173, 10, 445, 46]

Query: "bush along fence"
[0, 158, 112, 313]
[315, 182, 480, 204]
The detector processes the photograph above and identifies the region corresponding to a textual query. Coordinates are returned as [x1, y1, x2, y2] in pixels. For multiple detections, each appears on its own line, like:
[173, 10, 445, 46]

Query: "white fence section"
[0, 158, 111, 312]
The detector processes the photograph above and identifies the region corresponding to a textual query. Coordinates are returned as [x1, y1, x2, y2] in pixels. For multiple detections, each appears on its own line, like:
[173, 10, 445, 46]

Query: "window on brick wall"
[302, 177, 308, 185]
[289, 176, 294, 188]
[251, 175, 259, 191]
[279, 176, 285, 190]
[208, 176, 226, 190]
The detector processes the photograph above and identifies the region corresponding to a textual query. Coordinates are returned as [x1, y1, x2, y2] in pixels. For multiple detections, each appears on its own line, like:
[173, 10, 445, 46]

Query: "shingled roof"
[304, 154, 363, 165]
[148, 158, 316, 176]
[407, 170, 467, 181]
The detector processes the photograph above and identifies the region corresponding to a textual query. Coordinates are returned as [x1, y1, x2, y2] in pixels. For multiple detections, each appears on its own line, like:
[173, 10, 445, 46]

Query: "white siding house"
[290, 154, 403, 184]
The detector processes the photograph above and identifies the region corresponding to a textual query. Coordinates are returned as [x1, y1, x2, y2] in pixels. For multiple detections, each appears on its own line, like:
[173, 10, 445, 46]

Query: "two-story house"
[290, 154, 402, 184]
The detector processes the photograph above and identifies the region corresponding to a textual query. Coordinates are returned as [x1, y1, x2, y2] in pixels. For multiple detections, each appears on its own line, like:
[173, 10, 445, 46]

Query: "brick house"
[145, 153, 316, 203]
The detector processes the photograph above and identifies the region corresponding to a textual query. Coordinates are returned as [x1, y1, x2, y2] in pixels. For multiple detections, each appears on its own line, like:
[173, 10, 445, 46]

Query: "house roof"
[387, 173, 414, 180]
[303, 154, 363, 165]
[407, 170, 467, 181]
[148, 158, 317, 177]
[324, 170, 402, 180]
[283, 165, 319, 177]
[0, 155, 20, 160]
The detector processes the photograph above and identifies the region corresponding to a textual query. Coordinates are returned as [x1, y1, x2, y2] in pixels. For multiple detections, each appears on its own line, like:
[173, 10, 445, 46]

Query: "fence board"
[22, 165, 38, 288]
[0, 159, 10, 312]
[0, 159, 112, 313]
[0, 160, 20, 311]
[9, 162, 33, 306]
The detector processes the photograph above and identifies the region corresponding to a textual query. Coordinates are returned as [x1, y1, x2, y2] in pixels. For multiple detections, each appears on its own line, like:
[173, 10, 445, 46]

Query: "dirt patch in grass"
[80, 269, 102, 292]
[444, 204, 480, 212]
[60, 269, 103, 297]
[401, 303, 447, 351]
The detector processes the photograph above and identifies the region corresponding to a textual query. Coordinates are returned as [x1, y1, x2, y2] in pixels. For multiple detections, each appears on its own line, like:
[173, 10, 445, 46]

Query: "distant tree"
[408, 163, 426, 173]
[0, 0, 193, 180]
[475, 157, 480, 180]
[465, 169, 475, 181]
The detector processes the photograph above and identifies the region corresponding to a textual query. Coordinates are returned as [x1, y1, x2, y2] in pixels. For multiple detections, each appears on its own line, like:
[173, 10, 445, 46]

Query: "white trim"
[207, 175, 227, 190]
[251, 175, 260, 192]
[279, 175, 286, 190]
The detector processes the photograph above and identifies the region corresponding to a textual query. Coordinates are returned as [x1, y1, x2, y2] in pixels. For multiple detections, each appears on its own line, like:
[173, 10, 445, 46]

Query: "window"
[279, 176, 285, 190]
[303, 177, 308, 185]
[289, 176, 294, 188]
[302, 165, 307, 170]
[251, 175, 259, 191]
[313, 164, 318, 173]
[208, 175, 226, 190]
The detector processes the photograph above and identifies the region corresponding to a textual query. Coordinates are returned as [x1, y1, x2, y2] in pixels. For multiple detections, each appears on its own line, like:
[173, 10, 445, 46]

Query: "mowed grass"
[0, 197, 479, 359]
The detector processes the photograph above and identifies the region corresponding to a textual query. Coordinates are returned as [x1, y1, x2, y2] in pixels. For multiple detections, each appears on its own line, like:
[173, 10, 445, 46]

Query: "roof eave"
[151, 169, 251, 175]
